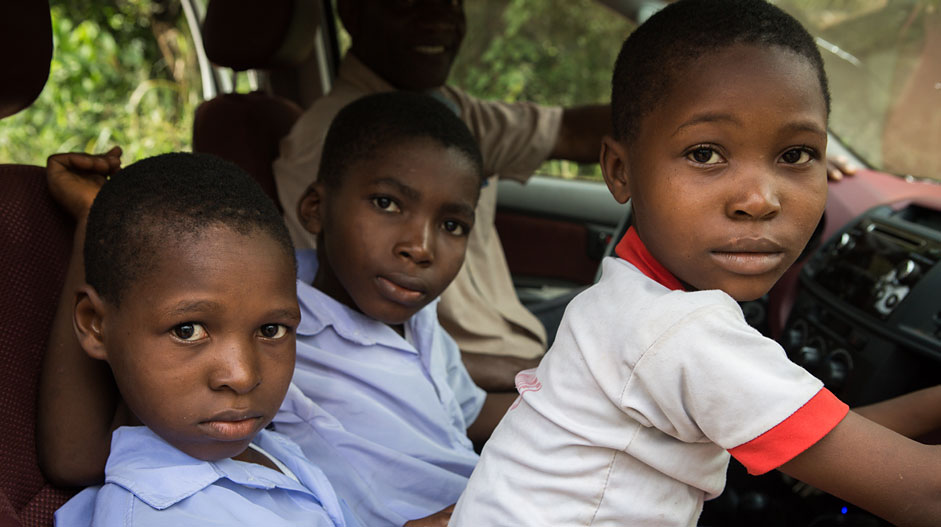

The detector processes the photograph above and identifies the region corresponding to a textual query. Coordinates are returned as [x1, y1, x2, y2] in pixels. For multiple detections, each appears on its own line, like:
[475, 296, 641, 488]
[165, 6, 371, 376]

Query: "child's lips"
[200, 413, 262, 441]
[709, 251, 786, 275]
[710, 237, 788, 275]
[376, 274, 428, 306]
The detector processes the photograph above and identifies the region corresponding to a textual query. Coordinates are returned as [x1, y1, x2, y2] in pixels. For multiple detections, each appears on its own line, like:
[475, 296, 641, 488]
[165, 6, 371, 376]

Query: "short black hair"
[84, 152, 294, 306]
[318, 91, 484, 188]
[611, 0, 830, 141]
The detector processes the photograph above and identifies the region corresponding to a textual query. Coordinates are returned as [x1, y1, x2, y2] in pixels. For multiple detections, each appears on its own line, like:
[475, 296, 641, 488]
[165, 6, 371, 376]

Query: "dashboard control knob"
[824, 349, 853, 390]
[796, 345, 823, 371]
[895, 259, 921, 284]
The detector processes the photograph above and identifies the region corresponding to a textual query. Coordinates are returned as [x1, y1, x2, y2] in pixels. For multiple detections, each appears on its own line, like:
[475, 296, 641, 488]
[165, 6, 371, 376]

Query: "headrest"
[202, 0, 319, 72]
[0, 0, 53, 119]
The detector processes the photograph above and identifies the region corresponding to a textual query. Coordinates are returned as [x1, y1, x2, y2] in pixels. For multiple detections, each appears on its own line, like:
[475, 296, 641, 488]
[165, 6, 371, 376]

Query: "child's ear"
[600, 136, 632, 204]
[297, 182, 326, 237]
[73, 285, 109, 362]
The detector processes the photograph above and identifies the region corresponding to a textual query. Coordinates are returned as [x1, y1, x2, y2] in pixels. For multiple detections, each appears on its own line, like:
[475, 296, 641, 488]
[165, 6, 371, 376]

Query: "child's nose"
[727, 170, 781, 220]
[209, 340, 262, 394]
[395, 220, 434, 266]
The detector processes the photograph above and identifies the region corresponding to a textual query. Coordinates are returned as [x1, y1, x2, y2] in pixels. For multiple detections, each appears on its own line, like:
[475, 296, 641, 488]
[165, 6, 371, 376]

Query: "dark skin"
[335, 0, 612, 391]
[40, 144, 514, 526]
[600, 43, 940, 527]
[335, 0, 851, 391]
[297, 138, 518, 451]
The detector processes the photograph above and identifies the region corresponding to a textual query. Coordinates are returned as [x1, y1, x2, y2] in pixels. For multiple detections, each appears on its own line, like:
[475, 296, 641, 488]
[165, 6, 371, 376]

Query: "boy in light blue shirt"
[51, 153, 355, 527]
[273, 92, 514, 523]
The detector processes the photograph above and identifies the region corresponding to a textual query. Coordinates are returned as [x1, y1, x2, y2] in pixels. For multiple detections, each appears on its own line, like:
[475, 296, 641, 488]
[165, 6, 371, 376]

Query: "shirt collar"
[614, 226, 685, 291]
[104, 427, 310, 511]
[294, 249, 436, 353]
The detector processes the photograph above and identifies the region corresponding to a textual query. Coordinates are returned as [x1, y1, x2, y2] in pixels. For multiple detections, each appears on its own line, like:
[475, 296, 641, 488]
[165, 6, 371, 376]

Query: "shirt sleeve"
[624, 296, 848, 475]
[438, 323, 487, 427]
[442, 86, 563, 183]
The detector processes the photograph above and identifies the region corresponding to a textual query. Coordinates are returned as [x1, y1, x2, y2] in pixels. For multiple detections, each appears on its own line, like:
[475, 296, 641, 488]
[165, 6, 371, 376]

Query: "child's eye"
[371, 196, 401, 213]
[171, 322, 208, 342]
[686, 146, 724, 165]
[779, 147, 815, 165]
[443, 220, 468, 236]
[258, 324, 289, 340]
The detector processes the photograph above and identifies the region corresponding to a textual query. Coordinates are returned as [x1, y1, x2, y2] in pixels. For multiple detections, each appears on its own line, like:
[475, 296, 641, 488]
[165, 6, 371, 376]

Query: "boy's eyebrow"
[373, 177, 420, 201]
[672, 112, 740, 136]
[440, 201, 476, 219]
[673, 113, 828, 138]
[372, 176, 476, 218]
[165, 300, 222, 316]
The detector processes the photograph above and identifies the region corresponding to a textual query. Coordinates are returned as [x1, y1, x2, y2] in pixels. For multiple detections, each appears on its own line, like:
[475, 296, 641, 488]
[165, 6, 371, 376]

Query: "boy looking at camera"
[451, 1, 941, 526]
[53, 153, 355, 526]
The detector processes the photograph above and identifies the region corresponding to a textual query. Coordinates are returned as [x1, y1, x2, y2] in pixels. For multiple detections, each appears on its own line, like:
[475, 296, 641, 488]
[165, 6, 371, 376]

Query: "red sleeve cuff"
[729, 388, 849, 475]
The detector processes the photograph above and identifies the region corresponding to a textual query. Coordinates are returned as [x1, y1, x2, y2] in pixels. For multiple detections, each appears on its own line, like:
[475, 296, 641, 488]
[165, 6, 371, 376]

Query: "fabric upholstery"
[192, 92, 303, 212]
[202, 0, 317, 71]
[0, 166, 78, 527]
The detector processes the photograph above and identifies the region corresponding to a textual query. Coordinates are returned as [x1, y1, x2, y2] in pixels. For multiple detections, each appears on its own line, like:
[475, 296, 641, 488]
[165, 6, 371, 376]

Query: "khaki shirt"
[273, 54, 562, 359]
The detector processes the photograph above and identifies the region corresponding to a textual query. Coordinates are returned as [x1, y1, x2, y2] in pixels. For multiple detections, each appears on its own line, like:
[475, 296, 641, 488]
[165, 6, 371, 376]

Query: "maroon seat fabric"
[192, 0, 317, 214]
[0, 166, 77, 527]
[192, 92, 302, 212]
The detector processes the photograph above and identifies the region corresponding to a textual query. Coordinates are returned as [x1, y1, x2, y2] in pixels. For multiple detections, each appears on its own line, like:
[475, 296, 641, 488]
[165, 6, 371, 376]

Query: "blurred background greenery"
[0, 0, 628, 180]
[0, 0, 200, 165]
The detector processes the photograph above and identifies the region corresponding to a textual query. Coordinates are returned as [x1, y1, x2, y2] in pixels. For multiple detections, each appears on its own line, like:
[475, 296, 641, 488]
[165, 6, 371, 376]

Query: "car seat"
[0, 1, 80, 525]
[192, 0, 323, 212]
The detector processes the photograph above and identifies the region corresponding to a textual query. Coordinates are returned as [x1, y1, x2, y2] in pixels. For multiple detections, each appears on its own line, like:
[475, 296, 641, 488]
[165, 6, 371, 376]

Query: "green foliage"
[0, 1, 200, 165]
[450, 0, 634, 180]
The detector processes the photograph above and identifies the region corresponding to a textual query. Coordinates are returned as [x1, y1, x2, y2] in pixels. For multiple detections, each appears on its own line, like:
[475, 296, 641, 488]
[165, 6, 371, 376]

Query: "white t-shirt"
[451, 257, 848, 526]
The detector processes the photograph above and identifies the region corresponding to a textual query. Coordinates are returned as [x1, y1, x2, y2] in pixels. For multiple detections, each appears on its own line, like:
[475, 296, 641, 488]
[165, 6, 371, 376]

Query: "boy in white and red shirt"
[451, 1, 941, 526]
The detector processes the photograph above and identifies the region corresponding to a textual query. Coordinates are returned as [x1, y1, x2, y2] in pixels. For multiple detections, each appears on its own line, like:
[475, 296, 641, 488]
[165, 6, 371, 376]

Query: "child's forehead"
[131, 224, 294, 292]
[348, 137, 481, 188]
[647, 44, 825, 124]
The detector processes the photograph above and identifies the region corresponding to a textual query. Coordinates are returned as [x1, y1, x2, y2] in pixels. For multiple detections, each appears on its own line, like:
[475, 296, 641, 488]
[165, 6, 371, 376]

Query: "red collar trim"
[614, 226, 685, 291]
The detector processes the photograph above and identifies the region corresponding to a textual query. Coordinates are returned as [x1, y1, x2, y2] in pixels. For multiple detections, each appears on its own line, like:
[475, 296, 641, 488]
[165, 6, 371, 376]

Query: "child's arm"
[779, 410, 941, 527]
[403, 504, 454, 527]
[466, 392, 517, 447]
[37, 148, 129, 486]
[852, 385, 941, 440]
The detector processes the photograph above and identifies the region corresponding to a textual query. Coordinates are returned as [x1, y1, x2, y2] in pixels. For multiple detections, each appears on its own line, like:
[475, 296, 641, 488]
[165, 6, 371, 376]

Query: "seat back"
[0, 2, 78, 525]
[0, 167, 76, 527]
[192, 92, 302, 212]
[192, 0, 317, 212]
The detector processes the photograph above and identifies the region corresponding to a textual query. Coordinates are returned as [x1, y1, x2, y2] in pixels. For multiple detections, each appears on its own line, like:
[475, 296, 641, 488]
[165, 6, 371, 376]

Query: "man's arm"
[37, 149, 128, 486]
[779, 411, 941, 527]
[460, 351, 539, 393]
[466, 392, 517, 449]
[549, 104, 611, 163]
[852, 385, 941, 440]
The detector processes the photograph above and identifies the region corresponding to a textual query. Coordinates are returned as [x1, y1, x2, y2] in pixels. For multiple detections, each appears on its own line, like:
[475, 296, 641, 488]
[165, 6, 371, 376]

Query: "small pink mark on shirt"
[511, 368, 542, 410]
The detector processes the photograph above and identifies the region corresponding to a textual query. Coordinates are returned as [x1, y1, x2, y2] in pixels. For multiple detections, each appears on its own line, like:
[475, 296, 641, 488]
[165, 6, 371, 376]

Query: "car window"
[450, 0, 635, 181]
[777, 0, 940, 181]
[332, 0, 635, 182]
[0, 0, 202, 165]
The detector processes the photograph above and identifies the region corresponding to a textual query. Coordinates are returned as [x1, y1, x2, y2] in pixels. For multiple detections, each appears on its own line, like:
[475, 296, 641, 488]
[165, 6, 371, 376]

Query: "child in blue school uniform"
[452, 1, 941, 526]
[52, 153, 357, 527]
[40, 93, 512, 526]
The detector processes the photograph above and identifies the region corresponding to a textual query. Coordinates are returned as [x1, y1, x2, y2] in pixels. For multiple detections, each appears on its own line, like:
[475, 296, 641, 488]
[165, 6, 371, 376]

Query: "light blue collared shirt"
[273, 249, 485, 523]
[54, 426, 354, 527]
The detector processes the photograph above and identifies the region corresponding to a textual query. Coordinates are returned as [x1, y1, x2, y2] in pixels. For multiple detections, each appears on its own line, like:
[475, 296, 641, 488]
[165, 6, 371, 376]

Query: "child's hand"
[826, 155, 857, 181]
[47, 146, 122, 219]
[403, 504, 454, 527]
